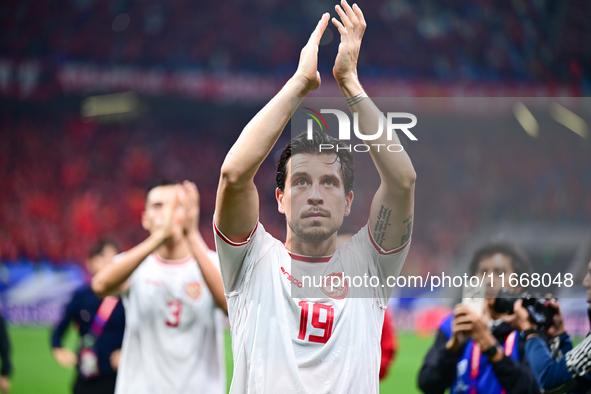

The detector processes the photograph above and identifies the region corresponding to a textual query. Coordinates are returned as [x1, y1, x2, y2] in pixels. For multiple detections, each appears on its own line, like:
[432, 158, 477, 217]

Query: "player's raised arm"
[214, 13, 330, 242]
[180, 181, 228, 315]
[91, 193, 180, 298]
[332, 1, 416, 252]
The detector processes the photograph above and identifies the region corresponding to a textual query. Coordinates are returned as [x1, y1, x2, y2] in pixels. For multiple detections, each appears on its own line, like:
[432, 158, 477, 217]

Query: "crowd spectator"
[0, 0, 586, 83]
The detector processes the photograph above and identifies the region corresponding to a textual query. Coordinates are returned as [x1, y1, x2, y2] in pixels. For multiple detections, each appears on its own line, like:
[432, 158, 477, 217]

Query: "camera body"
[493, 289, 556, 330]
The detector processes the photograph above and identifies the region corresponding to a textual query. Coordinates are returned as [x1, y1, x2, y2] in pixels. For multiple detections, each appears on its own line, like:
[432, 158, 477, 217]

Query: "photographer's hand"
[508, 299, 535, 334]
[445, 305, 469, 352]
[448, 304, 503, 361]
[456, 304, 504, 362]
[445, 331, 465, 353]
[546, 299, 565, 338]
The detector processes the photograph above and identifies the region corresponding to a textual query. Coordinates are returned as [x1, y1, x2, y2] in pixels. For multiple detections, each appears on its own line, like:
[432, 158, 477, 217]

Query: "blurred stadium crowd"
[0, 0, 589, 82]
[1, 109, 589, 276]
[1, 1, 591, 393]
[1, 0, 590, 279]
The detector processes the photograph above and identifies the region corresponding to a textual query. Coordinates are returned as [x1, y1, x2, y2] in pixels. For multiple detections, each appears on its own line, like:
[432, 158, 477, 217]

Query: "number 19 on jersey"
[297, 301, 334, 344]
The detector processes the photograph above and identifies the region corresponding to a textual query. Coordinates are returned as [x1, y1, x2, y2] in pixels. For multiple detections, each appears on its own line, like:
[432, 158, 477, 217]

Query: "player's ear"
[276, 188, 286, 214]
[141, 210, 149, 231]
[343, 191, 354, 216]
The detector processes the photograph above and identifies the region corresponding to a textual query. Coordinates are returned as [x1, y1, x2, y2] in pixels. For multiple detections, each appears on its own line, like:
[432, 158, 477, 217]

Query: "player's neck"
[285, 231, 336, 258]
[156, 238, 190, 261]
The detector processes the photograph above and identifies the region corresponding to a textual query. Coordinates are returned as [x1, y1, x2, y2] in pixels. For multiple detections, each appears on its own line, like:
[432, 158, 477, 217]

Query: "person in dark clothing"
[418, 242, 541, 394]
[0, 314, 12, 394]
[51, 241, 125, 394]
[511, 258, 591, 394]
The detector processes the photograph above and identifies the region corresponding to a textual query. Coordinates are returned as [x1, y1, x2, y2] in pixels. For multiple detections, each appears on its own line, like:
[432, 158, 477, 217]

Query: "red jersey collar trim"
[152, 252, 192, 266]
[286, 249, 333, 263]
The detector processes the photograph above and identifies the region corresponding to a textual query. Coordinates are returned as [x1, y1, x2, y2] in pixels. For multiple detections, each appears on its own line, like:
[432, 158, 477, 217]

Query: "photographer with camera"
[511, 259, 591, 393]
[418, 242, 541, 394]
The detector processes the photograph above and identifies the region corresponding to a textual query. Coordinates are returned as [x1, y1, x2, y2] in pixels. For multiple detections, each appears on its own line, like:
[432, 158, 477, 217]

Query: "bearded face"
[277, 153, 353, 244]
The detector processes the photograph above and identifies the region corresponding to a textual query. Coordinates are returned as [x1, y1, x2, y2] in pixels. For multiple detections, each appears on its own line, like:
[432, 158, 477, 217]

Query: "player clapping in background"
[92, 180, 227, 394]
[51, 240, 125, 394]
[214, 2, 415, 392]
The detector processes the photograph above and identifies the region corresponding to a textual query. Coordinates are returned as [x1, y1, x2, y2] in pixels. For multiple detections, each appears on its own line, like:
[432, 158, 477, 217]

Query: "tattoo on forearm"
[400, 214, 413, 245]
[346, 92, 368, 106]
[373, 205, 392, 247]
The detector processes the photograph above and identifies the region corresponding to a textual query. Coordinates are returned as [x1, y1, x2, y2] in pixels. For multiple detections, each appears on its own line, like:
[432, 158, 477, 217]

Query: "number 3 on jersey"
[297, 301, 334, 344]
[166, 300, 182, 327]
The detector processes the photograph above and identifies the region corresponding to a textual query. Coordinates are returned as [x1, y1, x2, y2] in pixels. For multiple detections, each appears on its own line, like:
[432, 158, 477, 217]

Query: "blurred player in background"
[214, 2, 415, 392]
[91, 180, 227, 394]
[51, 240, 125, 394]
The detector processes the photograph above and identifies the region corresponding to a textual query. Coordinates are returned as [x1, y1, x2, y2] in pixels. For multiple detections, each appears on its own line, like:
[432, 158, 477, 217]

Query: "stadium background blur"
[1, 0, 591, 392]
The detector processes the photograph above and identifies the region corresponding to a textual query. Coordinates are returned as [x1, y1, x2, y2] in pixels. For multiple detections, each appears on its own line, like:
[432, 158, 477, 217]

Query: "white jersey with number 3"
[114, 251, 225, 394]
[214, 221, 410, 394]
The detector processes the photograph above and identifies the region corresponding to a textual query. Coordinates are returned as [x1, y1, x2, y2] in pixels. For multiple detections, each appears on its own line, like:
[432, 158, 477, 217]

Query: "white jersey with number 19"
[214, 221, 410, 394]
[114, 251, 225, 394]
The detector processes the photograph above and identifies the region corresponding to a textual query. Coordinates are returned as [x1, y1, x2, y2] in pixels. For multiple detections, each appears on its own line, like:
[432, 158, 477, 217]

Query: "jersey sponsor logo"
[319, 272, 348, 299]
[281, 267, 348, 299]
[281, 266, 304, 288]
[185, 282, 201, 300]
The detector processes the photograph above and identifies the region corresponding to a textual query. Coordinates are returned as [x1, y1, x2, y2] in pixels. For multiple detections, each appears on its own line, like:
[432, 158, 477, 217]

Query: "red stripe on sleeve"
[367, 226, 411, 255]
[214, 221, 258, 247]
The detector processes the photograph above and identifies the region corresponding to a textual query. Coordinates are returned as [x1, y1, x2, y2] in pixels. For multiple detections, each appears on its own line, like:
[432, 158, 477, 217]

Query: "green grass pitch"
[7, 326, 432, 393]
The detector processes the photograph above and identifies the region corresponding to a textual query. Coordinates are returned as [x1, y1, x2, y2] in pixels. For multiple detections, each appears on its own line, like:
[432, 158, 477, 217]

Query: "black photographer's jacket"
[418, 315, 541, 394]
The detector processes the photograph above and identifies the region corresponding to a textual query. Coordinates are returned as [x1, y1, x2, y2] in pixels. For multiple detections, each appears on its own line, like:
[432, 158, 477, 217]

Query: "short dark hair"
[276, 130, 354, 195]
[88, 240, 119, 259]
[468, 242, 532, 277]
[146, 179, 178, 197]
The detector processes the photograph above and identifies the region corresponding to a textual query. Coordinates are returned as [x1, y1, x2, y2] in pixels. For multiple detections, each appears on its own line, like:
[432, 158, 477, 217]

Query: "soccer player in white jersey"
[214, 2, 416, 393]
[92, 180, 227, 394]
